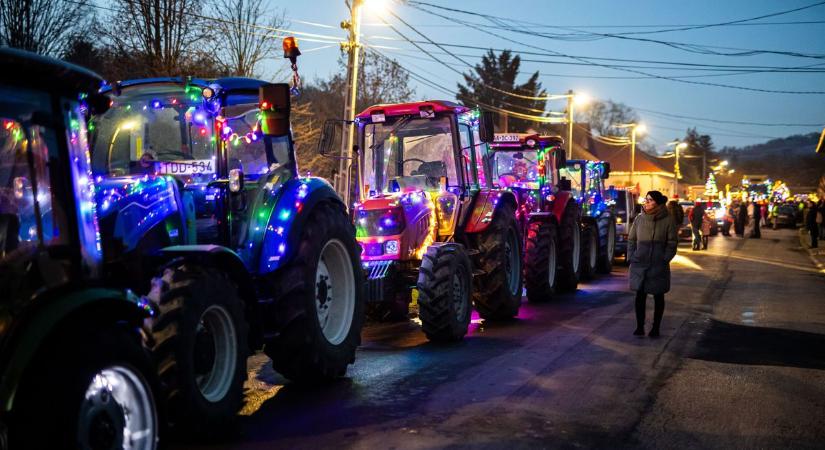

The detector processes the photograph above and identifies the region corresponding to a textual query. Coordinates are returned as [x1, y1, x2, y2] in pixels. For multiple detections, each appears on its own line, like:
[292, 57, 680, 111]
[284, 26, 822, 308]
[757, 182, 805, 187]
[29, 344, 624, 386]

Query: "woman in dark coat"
[627, 191, 678, 337]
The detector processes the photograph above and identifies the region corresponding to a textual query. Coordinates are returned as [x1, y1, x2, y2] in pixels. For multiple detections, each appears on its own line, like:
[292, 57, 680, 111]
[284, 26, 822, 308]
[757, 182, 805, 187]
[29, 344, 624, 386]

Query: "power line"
[404, 2, 825, 95]
[631, 106, 823, 127]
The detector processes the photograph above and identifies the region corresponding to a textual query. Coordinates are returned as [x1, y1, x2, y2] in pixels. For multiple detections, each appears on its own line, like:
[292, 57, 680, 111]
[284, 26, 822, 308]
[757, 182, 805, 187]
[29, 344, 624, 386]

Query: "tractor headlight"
[384, 239, 399, 255]
[355, 206, 406, 237]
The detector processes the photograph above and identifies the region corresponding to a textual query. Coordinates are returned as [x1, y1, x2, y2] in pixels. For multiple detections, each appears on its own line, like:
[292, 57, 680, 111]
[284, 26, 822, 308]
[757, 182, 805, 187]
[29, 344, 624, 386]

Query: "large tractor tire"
[524, 220, 560, 303]
[14, 325, 160, 449]
[265, 201, 365, 382]
[417, 243, 473, 342]
[472, 202, 523, 320]
[597, 217, 616, 274]
[557, 201, 582, 292]
[580, 223, 599, 281]
[148, 263, 248, 434]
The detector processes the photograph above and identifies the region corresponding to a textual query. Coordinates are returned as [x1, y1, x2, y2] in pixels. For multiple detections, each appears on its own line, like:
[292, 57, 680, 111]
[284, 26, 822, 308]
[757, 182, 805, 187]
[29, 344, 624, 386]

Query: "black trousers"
[635, 291, 665, 330]
[810, 226, 819, 248]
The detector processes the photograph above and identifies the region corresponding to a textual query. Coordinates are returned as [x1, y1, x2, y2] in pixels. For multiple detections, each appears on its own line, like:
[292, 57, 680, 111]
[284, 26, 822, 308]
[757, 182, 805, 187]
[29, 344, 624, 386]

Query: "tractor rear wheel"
[265, 201, 365, 382]
[597, 218, 616, 274]
[473, 202, 523, 320]
[524, 220, 559, 303]
[417, 243, 473, 342]
[580, 223, 599, 280]
[557, 201, 582, 292]
[148, 263, 248, 435]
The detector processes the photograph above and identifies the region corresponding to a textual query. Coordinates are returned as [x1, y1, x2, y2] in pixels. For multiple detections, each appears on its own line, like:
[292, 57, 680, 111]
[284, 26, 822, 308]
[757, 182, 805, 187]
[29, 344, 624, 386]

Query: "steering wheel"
[402, 158, 427, 166]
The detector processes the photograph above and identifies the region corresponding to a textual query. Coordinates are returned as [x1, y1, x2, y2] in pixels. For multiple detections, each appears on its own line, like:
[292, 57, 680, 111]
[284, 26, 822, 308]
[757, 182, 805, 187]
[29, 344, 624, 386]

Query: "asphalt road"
[178, 227, 825, 449]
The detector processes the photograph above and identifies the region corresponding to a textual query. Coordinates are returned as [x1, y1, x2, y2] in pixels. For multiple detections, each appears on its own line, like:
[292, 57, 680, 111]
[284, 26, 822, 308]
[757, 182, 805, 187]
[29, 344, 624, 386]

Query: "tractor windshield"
[362, 116, 457, 195]
[492, 150, 539, 189]
[560, 162, 584, 197]
[91, 85, 215, 179]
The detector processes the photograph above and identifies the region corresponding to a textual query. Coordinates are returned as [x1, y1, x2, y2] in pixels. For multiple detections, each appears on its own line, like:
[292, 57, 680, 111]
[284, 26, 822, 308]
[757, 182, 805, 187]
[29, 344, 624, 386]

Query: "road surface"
[178, 227, 825, 449]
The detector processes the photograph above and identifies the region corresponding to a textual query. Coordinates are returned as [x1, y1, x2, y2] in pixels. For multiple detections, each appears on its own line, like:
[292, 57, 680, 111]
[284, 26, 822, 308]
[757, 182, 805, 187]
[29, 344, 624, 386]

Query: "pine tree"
[456, 50, 547, 132]
[705, 172, 718, 199]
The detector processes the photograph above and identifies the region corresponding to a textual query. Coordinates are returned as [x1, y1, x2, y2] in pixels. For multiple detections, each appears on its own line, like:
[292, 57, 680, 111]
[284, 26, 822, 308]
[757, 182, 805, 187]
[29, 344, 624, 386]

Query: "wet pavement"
[177, 228, 825, 449]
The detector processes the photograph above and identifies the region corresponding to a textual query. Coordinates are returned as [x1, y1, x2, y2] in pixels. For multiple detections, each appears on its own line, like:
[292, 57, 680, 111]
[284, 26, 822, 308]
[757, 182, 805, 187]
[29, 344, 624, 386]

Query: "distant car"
[707, 201, 723, 235]
[678, 201, 694, 241]
[612, 189, 639, 259]
[772, 204, 799, 229]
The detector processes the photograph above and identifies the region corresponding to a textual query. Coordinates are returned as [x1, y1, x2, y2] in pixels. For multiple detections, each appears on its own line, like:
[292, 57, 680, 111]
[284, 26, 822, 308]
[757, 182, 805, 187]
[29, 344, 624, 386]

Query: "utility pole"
[566, 89, 574, 160]
[338, 0, 364, 206]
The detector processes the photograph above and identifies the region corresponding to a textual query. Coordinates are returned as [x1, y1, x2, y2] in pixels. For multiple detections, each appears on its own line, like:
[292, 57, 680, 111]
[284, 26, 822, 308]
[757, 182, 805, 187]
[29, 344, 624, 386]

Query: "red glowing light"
[261, 101, 270, 110]
[199, 128, 207, 136]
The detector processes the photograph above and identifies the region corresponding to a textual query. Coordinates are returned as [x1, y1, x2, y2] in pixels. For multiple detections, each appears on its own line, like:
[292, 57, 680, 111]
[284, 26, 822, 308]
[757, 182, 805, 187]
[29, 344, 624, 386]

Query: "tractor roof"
[0, 47, 104, 96]
[489, 133, 565, 149]
[102, 77, 268, 97]
[356, 100, 468, 120]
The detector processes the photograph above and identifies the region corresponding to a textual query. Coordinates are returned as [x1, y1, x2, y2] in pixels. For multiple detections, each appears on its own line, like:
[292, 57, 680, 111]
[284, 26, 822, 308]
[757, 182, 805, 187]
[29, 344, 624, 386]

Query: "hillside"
[717, 133, 825, 187]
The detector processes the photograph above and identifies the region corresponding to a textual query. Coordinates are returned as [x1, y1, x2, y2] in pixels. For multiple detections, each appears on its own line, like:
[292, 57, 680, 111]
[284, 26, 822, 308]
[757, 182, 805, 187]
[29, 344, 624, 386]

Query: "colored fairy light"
[151, 100, 162, 109]
[279, 209, 291, 221]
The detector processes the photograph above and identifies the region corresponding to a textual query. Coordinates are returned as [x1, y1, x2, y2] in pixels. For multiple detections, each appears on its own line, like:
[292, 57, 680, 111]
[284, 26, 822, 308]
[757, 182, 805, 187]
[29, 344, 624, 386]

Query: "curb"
[798, 228, 825, 271]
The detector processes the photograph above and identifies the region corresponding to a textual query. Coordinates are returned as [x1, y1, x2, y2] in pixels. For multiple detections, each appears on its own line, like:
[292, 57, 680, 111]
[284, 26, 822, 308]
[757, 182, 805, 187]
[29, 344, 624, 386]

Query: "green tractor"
[0, 48, 160, 449]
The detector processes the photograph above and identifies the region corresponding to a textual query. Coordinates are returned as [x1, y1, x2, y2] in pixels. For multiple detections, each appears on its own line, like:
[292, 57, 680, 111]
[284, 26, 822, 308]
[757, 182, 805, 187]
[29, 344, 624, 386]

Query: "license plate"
[155, 160, 214, 175]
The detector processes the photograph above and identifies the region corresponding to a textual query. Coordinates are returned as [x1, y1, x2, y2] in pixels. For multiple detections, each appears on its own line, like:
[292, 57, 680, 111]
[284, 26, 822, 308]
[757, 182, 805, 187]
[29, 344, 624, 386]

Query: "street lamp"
[337, 0, 388, 205]
[613, 123, 646, 184]
[560, 90, 589, 159]
[666, 140, 688, 197]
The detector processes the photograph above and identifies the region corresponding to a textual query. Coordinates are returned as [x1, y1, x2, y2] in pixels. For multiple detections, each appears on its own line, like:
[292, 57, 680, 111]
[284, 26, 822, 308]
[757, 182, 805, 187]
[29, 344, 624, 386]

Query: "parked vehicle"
[0, 48, 160, 449]
[678, 201, 694, 241]
[560, 159, 617, 278]
[328, 101, 522, 340]
[486, 133, 583, 303]
[88, 41, 364, 432]
[611, 188, 639, 260]
[772, 204, 799, 229]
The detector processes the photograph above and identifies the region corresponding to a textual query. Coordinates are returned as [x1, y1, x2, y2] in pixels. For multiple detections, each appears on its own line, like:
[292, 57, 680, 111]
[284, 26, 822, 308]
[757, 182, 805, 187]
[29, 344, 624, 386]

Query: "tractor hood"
[95, 175, 186, 253]
[355, 190, 440, 262]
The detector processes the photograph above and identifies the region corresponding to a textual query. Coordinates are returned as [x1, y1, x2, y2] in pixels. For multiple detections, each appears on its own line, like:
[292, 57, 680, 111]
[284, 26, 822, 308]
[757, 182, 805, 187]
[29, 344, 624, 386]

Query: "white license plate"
[155, 160, 214, 175]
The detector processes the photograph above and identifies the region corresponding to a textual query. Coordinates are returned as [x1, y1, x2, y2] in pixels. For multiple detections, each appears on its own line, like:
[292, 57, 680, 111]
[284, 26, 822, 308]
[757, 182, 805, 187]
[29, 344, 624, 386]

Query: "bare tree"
[576, 100, 640, 137]
[0, 0, 92, 57]
[214, 0, 285, 78]
[100, 0, 220, 77]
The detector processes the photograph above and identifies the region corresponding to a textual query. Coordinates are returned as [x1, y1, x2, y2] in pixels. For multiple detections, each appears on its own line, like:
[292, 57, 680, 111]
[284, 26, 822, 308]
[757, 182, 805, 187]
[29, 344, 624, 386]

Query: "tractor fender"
[253, 177, 345, 274]
[464, 189, 518, 234]
[0, 288, 150, 413]
[156, 244, 256, 303]
[527, 211, 559, 226]
[551, 190, 574, 224]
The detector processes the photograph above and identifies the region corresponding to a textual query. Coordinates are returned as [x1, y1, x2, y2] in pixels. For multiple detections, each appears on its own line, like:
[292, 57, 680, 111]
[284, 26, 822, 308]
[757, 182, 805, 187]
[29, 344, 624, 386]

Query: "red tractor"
[486, 133, 583, 302]
[322, 101, 523, 341]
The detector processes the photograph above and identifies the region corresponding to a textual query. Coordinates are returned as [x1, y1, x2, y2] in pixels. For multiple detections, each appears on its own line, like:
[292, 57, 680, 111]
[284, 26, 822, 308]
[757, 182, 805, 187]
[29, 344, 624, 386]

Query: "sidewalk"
[798, 228, 825, 272]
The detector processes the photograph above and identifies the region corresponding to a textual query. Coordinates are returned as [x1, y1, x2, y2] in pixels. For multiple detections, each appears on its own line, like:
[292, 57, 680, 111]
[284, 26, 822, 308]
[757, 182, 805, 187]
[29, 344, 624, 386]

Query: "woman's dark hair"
[647, 190, 667, 206]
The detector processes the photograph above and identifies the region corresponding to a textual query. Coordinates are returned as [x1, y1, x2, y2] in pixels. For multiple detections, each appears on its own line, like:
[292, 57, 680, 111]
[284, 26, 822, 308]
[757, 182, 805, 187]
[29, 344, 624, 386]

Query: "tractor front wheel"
[417, 243, 473, 342]
[557, 202, 582, 292]
[597, 218, 616, 274]
[265, 201, 365, 382]
[524, 220, 559, 303]
[148, 264, 248, 434]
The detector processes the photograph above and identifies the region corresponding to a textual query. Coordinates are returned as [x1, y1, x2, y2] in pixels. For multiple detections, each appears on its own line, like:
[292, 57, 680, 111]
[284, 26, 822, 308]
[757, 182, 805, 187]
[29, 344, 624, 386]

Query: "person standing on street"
[689, 200, 705, 250]
[628, 191, 678, 338]
[701, 207, 713, 250]
[737, 201, 748, 237]
[667, 200, 684, 228]
[745, 201, 755, 238]
[752, 200, 762, 239]
[806, 200, 819, 249]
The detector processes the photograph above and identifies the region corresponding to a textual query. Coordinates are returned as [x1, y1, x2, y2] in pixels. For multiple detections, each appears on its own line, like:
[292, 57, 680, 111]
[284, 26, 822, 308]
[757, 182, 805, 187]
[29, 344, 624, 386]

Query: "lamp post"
[337, 0, 367, 205]
[613, 123, 646, 185]
[667, 140, 688, 198]
[559, 91, 589, 159]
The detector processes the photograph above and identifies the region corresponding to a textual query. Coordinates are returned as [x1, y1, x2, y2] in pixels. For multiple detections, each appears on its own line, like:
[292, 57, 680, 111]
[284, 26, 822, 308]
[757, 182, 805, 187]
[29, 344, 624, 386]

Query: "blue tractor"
[88, 47, 364, 433]
[0, 48, 161, 448]
[559, 159, 617, 277]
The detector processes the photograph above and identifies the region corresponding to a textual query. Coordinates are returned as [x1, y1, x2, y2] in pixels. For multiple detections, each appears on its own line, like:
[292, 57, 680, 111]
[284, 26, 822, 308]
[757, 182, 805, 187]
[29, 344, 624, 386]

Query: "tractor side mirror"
[555, 148, 567, 169]
[602, 162, 611, 179]
[558, 176, 572, 192]
[259, 83, 290, 137]
[229, 168, 244, 193]
[318, 119, 338, 156]
[478, 111, 495, 143]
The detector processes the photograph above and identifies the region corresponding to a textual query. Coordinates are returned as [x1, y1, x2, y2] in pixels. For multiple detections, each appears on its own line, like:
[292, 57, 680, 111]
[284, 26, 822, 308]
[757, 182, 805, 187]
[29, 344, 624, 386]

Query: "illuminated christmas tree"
[704, 173, 718, 199]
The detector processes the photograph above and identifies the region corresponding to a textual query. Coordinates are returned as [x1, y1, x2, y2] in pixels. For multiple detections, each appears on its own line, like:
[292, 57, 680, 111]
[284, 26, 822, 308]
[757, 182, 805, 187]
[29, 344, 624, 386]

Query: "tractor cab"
[354, 101, 490, 262]
[487, 133, 566, 225]
[561, 159, 611, 219]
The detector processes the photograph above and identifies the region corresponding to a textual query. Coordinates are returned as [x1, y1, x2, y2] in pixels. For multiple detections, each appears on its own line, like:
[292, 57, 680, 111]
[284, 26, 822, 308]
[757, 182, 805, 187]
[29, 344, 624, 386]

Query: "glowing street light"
[613, 123, 647, 184]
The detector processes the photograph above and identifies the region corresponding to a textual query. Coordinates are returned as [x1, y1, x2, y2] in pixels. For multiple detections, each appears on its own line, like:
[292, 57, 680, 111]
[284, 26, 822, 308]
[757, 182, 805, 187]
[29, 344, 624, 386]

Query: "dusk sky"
[267, 0, 825, 152]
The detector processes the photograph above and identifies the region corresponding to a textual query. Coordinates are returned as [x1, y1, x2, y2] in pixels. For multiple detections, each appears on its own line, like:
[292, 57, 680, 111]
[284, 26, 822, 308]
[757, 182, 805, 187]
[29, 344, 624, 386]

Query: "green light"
[279, 209, 291, 221]
[258, 210, 267, 219]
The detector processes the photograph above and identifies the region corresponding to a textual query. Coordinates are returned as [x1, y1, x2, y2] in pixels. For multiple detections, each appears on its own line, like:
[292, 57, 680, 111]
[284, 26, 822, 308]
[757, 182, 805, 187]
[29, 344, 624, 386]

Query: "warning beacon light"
[283, 36, 301, 64]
